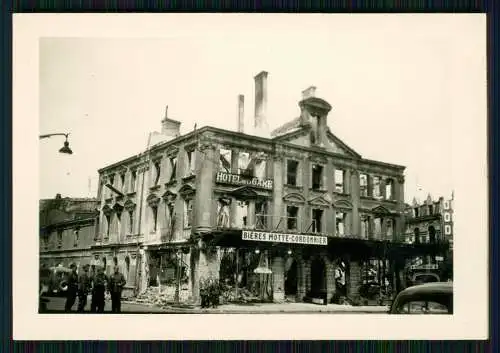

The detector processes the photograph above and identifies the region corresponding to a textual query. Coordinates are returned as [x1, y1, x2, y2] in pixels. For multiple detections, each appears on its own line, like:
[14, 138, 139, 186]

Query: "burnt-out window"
[120, 172, 126, 191]
[385, 178, 394, 200]
[184, 199, 193, 228]
[74, 228, 79, 247]
[286, 160, 299, 186]
[153, 160, 161, 185]
[186, 150, 196, 176]
[105, 214, 111, 237]
[128, 209, 134, 233]
[255, 201, 268, 230]
[57, 230, 63, 248]
[311, 164, 323, 190]
[373, 176, 381, 198]
[130, 170, 137, 192]
[286, 206, 299, 231]
[312, 209, 323, 233]
[360, 215, 370, 239]
[219, 148, 232, 172]
[336, 212, 346, 236]
[359, 174, 368, 197]
[335, 169, 344, 193]
[169, 157, 177, 181]
[151, 205, 158, 232]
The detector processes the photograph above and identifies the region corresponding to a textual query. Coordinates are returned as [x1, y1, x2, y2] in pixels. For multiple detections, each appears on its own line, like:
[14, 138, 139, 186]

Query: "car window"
[397, 300, 449, 314]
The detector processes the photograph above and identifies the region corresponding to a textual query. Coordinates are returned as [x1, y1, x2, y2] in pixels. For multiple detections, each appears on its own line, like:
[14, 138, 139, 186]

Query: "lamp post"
[39, 133, 73, 154]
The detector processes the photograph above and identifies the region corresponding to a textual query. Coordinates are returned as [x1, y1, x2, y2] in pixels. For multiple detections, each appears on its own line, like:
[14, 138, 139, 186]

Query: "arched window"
[414, 228, 420, 244]
[428, 226, 436, 244]
[125, 256, 130, 281]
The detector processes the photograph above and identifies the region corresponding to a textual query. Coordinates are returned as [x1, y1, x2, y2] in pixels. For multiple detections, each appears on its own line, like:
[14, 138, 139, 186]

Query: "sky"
[38, 15, 486, 203]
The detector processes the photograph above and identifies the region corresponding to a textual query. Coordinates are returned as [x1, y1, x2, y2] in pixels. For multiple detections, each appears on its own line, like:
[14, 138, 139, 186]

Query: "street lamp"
[39, 133, 73, 154]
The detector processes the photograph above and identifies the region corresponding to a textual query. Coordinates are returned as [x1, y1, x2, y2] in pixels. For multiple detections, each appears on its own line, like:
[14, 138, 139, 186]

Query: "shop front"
[203, 228, 339, 304]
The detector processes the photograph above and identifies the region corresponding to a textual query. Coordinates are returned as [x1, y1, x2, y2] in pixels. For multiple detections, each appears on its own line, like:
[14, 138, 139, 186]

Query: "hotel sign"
[242, 230, 328, 246]
[410, 264, 439, 270]
[216, 171, 273, 190]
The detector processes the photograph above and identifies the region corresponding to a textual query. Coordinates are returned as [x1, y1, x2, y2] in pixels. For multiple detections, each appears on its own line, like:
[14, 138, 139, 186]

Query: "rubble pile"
[220, 285, 260, 304]
[126, 285, 190, 307]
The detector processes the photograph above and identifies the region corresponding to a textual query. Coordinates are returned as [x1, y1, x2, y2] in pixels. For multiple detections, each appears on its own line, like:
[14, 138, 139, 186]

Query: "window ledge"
[310, 188, 328, 193]
[166, 179, 177, 187]
[383, 199, 398, 204]
[182, 174, 196, 182]
[285, 184, 303, 190]
[149, 185, 161, 191]
[333, 192, 350, 197]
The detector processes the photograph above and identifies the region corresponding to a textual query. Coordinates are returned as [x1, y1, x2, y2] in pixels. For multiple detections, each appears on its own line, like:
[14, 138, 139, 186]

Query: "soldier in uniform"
[64, 263, 79, 312]
[77, 264, 91, 312]
[108, 266, 127, 313]
[91, 266, 107, 313]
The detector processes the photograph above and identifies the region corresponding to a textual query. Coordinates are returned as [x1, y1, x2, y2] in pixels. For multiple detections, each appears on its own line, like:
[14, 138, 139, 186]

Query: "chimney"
[238, 94, 245, 133]
[254, 71, 268, 136]
[302, 86, 317, 100]
[160, 105, 181, 139]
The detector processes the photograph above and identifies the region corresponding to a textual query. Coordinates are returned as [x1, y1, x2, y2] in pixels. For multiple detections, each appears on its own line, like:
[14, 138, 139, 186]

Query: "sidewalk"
[41, 295, 168, 313]
[162, 302, 390, 314]
[41, 295, 389, 314]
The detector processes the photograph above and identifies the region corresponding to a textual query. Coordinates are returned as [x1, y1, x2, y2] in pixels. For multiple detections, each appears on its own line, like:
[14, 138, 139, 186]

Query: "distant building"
[402, 193, 454, 282]
[39, 194, 99, 271]
[93, 71, 446, 304]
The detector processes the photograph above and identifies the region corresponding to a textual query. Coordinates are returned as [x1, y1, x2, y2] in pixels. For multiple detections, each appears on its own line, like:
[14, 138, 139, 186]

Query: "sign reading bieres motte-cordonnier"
[216, 171, 273, 190]
[242, 230, 328, 246]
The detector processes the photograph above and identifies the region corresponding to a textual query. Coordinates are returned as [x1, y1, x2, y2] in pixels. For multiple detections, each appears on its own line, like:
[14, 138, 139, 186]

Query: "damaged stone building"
[94, 71, 448, 304]
[39, 194, 99, 271]
[402, 193, 454, 284]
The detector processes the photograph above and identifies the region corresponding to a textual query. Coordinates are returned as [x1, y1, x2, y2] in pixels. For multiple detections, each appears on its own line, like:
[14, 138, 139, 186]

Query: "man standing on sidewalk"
[91, 266, 107, 313]
[77, 264, 92, 312]
[64, 263, 79, 312]
[108, 266, 126, 313]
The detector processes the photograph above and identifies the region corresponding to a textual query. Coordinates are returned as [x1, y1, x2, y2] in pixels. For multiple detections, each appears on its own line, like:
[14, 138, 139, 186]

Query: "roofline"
[97, 124, 405, 173]
[40, 216, 97, 231]
[361, 158, 406, 171]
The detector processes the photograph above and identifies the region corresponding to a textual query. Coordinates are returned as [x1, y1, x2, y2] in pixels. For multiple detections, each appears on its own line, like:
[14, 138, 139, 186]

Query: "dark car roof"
[390, 282, 453, 312]
[398, 282, 453, 297]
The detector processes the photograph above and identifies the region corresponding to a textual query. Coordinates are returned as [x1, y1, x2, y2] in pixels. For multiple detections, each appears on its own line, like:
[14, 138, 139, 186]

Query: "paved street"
[40, 295, 389, 314]
[40, 295, 169, 313]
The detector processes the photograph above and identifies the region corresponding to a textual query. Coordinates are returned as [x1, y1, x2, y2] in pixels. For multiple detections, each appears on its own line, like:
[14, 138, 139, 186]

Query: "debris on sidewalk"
[123, 285, 191, 307]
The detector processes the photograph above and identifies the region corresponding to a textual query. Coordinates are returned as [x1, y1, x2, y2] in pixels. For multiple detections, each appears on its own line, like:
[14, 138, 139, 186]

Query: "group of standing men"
[64, 263, 127, 313]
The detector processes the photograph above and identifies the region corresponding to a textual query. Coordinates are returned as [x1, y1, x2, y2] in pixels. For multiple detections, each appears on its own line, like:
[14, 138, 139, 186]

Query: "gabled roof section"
[371, 205, 393, 215]
[333, 199, 353, 209]
[325, 129, 361, 158]
[271, 119, 361, 158]
[229, 185, 263, 198]
[271, 117, 302, 138]
[308, 195, 331, 207]
[283, 192, 306, 204]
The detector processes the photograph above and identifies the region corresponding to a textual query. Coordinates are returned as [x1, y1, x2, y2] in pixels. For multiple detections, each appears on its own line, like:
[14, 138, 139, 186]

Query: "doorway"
[310, 257, 326, 298]
[284, 258, 298, 299]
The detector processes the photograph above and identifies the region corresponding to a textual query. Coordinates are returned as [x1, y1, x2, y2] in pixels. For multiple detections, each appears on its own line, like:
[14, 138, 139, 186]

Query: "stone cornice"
[40, 217, 96, 232]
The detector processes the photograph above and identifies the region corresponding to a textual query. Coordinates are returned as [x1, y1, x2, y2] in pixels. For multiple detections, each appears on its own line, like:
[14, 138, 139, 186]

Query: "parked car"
[41, 266, 73, 296]
[389, 281, 453, 314]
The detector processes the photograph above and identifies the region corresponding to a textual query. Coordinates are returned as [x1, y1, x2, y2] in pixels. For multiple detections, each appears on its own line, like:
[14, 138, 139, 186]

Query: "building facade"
[39, 194, 99, 271]
[94, 71, 446, 304]
[402, 193, 454, 283]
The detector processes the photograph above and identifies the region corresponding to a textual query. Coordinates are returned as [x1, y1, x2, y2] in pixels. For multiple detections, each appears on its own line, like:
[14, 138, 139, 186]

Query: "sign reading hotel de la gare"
[216, 171, 273, 190]
[242, 230, 328, 246]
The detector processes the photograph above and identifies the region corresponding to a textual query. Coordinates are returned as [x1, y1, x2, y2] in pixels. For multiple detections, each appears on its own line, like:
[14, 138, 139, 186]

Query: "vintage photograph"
[37, 31, 460, 316]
